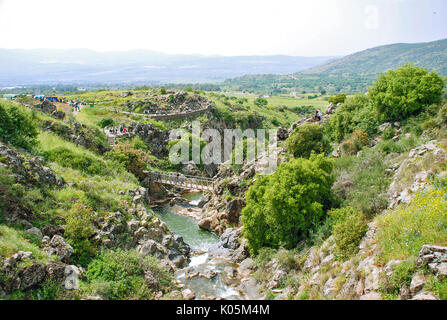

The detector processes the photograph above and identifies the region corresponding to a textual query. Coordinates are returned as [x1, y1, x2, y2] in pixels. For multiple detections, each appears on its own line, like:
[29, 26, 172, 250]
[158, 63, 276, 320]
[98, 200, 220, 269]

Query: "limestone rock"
[182, 289, 196, 300]
[410, 273, 426, 296]
[26, 227, 43, 239]
[42, 235, 74, 263]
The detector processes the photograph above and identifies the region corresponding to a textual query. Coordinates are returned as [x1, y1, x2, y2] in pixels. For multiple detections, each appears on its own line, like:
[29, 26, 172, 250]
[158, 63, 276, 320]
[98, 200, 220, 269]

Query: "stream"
[154, 192, 243, 300]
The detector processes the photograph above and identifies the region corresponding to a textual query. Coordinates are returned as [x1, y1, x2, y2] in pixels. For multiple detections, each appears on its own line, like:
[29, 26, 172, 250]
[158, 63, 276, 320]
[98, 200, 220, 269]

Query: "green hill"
[223, 39, 447, 94]
[302, 39, 447, 76]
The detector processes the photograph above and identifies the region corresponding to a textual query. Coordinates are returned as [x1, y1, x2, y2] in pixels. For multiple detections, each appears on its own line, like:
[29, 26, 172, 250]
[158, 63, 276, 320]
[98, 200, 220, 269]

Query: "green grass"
[425, 276, 447, 300]
[375, 188, 447, 264]
[0, 225, 55, 264]
[333, 148, 392, 216]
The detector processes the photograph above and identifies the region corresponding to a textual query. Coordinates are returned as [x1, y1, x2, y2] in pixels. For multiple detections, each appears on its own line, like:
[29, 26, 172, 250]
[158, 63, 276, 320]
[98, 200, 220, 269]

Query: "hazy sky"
[0, 0, 446, 56]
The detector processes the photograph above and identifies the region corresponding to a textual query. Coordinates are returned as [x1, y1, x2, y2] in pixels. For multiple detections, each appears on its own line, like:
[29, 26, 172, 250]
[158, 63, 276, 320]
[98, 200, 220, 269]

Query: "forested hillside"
[223, 39, 447, 94]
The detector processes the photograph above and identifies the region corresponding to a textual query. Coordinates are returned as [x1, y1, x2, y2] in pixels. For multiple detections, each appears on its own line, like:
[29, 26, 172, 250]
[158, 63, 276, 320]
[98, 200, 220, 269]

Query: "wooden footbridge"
[146, 171, 215, 191]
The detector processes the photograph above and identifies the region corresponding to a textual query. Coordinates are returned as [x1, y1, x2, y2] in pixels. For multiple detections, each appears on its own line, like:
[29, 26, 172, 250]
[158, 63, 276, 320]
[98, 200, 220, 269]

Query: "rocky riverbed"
[153, 193, 262, 300]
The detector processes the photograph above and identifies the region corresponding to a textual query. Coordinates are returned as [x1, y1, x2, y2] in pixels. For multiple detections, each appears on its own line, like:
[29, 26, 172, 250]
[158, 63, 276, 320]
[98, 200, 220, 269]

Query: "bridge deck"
[148, 172, 215, 191]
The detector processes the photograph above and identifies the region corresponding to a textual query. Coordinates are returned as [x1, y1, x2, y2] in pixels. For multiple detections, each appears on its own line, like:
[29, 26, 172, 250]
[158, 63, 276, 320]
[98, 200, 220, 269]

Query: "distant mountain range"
[0, 49, 336, 86]
[2, 39, 446, 89]
[224, 39, 447, 94]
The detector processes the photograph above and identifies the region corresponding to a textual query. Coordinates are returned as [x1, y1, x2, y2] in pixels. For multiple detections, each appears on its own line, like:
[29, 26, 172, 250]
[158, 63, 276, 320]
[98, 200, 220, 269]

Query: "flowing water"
[154, 192, 243, 300]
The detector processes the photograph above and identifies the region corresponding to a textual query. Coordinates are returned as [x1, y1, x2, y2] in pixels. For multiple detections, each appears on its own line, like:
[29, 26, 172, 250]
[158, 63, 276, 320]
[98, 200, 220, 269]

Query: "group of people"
[154, 172, 186, 184]
[108, 126, 128, 135]
[69, 99, 82, 112]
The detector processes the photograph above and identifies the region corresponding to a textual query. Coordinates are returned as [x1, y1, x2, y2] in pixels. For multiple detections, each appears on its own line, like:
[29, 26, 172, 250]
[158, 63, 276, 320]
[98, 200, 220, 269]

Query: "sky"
[0, 0, 446, 57]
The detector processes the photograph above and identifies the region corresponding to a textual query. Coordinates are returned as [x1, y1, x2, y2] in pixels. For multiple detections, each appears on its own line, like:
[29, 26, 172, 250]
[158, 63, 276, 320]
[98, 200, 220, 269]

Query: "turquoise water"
[155, 205, 218, 251]
[154, 194, 243, 300]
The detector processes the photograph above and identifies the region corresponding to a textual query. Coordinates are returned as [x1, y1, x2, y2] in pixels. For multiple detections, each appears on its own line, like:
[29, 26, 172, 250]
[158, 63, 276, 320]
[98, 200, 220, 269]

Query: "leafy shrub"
[286, 124, 331, 158]
[242, 154, 335, 254]
[375, 188, 447, 263]
[97, 118, 115, 129]
[105, 142, 147, 180]
[325, 95, 379, 143]
[341, 129, 369, 155]
[254, 98, 268, 107]
[329, 207, 368, 260]
[65, 203, 97, 266]
[85, 249, 173, 300]
[43, 147, 105, 175]
[376, 135, 418, 154]
[328, 94, 347, 105]
[0, 100, 38, 149]
[369, 64, 445, 122]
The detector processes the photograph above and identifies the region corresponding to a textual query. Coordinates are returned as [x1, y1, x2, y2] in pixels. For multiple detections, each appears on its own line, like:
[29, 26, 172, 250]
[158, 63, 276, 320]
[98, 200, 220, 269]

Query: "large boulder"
[34, 100, 57, 114]
[225, 199, 244, 224]
[42, 235, 74, 263]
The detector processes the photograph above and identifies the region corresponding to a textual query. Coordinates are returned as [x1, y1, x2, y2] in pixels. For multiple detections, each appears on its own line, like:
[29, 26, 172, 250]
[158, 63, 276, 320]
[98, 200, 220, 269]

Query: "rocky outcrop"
[42, 235, 74, 264]
[207, 228, 249, 264]
[43, 120, 110, 154]
[417, 245, 447, 279]
[0, 143, 63, 188]
[388, 140, 447, 209]
[127, 122, 170, 158]
[0, 251, 86, 298]
[0, 143, 64, 225]
[141, 176, 169, 202]
[33, 100, 65, 120]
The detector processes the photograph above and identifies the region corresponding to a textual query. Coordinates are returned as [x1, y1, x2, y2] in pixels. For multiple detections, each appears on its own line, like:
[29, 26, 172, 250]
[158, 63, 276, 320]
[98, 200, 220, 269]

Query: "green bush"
[325, 95, 379, 143]
[286, 124, 331, 158]
[65, 203, 97, 266]
[328, 94, 347, 105]
[254, 98, 268, 107]
[369, 64, 445, 122]
[0, 100, 38, 149]
[241, 154, 335, 254]
[105, 142, 148, 180]
[437, 103, 447, 127]
[340, 129, 369, 155]
[97, 118, 115, 129]
[85, 249, 173, 300]
[329, 207, 368, 260]
[43, 147, 105, 175]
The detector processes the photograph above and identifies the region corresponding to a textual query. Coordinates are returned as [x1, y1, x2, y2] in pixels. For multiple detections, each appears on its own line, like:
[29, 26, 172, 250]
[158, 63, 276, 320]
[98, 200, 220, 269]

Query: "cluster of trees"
[242, 64, 446, 256]
[326, 64, 445, 143]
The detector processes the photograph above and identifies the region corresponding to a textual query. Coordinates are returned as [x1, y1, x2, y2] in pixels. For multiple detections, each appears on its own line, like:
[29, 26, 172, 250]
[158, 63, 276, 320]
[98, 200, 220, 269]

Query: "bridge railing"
[147, 171, 215, 191]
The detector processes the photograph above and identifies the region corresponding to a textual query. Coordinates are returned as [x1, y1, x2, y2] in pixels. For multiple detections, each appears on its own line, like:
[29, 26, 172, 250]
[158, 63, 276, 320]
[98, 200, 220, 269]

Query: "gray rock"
[43, 235, 74, 263]
[17, 263, 46, 290]
[182, 289, 196, 300]
[26, 227, 43, 239]
[410, 273, 426, 296]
